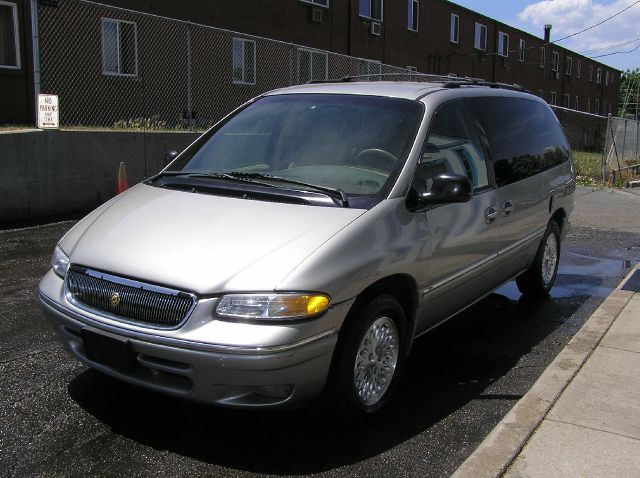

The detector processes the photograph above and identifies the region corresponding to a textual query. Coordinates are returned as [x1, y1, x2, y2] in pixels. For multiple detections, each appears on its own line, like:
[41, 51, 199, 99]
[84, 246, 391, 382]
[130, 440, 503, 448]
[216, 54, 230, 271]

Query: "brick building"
[0, 0, 620, 125]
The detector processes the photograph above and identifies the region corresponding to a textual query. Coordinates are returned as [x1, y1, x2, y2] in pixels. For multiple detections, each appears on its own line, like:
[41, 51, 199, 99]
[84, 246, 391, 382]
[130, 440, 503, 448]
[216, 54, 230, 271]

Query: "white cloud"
[518, 0, 640, 69]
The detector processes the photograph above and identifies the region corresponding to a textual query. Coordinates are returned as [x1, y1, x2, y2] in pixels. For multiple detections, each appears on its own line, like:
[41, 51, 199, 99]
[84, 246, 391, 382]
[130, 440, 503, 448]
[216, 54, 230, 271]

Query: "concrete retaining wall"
[0, 129, 199, 224]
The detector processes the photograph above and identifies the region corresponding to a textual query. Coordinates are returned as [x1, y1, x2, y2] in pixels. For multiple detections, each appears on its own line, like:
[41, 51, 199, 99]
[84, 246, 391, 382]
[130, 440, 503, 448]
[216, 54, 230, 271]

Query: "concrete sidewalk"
[453, 265, 640, 478]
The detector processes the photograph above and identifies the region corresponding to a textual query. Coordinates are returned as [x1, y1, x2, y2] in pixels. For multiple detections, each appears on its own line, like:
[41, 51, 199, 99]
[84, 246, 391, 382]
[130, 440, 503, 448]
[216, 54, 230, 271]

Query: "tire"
[516, 221, 561, 296]
[325, 295, 406, 417]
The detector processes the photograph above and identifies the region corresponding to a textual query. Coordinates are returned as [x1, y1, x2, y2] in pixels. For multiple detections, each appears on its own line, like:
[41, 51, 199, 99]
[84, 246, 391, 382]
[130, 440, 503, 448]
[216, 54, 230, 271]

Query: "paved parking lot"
[1, 186, 639, 477]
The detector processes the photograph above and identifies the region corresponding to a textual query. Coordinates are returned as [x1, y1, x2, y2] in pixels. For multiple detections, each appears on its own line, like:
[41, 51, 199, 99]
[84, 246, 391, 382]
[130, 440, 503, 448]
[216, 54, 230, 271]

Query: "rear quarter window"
[469, 97, 570, 187]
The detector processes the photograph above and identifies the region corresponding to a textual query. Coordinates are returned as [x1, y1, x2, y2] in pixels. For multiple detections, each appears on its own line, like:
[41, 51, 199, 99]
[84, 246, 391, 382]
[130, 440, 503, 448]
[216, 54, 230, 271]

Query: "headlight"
[216, 293, 330, 320]
[51, 245, 70, 278]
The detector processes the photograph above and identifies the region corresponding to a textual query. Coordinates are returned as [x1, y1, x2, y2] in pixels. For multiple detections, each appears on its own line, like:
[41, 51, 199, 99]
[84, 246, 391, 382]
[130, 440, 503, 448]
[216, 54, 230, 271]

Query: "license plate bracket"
[82, 328, 137, 372]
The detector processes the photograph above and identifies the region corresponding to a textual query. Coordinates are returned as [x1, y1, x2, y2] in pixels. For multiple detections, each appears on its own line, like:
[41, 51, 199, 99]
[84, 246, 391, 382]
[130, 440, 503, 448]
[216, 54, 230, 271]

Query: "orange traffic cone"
[117, 161, 129, 194]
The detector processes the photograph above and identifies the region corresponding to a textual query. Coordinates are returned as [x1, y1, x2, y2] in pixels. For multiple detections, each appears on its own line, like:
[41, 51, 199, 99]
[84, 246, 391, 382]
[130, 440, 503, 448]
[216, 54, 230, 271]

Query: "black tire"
[324, 295, 407, 417]
[516, 221, 561, 296]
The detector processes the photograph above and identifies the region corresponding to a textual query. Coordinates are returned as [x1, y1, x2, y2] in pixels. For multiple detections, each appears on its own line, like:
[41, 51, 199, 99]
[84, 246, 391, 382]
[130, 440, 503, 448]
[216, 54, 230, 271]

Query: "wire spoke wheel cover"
[353, 316, 399, 407]
[542, 232, 558, 286]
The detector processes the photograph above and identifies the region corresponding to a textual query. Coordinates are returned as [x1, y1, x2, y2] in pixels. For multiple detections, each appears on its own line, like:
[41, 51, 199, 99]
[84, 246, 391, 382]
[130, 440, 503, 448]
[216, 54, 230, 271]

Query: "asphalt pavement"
[1, 186, 639, 478]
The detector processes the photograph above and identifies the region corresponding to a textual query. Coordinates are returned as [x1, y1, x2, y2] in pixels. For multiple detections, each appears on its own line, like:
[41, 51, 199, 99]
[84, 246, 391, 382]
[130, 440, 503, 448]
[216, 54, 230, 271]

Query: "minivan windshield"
[166, 94, 424, 202]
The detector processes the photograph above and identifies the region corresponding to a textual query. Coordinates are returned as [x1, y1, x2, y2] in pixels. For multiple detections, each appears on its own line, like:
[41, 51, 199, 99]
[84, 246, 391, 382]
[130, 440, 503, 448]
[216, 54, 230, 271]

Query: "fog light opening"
[250, 384, 293, 399]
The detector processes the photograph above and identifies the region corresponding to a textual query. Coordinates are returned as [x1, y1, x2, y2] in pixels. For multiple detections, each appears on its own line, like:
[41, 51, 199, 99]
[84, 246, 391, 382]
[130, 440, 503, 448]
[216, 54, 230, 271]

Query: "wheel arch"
[341, 274, 418, 356]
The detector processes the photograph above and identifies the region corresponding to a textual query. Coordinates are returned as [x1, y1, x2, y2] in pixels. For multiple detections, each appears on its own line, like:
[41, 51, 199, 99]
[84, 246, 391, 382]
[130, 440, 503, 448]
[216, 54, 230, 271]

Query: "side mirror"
[165, 150, 179, 166]
[408, 173, 472, 212]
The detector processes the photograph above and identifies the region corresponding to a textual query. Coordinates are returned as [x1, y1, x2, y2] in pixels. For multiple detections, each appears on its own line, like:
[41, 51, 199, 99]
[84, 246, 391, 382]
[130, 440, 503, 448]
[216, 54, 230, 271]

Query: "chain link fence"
[603, 116, 640, 185]
[38, 0, 633, 184]
[38, 0, 408, 131]
[550, 106, 608, 185]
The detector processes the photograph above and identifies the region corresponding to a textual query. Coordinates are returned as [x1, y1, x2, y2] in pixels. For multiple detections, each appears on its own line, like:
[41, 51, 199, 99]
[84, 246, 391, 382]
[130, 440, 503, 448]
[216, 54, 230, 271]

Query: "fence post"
[634, 116, 640, 164]
[186, 23, 193, 129]
[602, 114, 611, 181]
[289, 44, 294, 86]
[621, 118, 628, 165]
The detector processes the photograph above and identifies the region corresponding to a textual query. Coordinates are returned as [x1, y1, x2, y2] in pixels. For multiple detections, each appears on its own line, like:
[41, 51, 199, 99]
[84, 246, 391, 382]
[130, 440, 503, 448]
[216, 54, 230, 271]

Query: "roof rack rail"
[307, 73, 528, 93]
[442, 80, 526, 92]
[307, 72, 464, 84]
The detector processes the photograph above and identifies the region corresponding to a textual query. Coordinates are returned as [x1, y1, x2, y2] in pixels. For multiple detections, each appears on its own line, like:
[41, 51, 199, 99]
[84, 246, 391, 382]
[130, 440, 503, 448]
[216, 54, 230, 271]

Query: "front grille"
[66, 267, 196, 328]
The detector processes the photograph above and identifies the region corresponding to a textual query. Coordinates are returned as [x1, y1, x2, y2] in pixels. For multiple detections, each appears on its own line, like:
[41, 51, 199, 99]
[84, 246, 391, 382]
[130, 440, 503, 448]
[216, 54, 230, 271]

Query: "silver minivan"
[39, 79, 575, 415]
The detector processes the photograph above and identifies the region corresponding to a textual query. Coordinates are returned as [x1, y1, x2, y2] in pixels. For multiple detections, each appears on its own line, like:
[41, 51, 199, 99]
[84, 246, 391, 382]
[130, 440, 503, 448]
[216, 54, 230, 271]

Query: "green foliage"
[618, 68, 640, 117]
[112, 115, 172, 130]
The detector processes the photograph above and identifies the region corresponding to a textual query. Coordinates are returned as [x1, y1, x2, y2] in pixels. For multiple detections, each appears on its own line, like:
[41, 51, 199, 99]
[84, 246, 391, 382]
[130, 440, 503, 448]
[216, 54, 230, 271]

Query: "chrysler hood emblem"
[110, 292, 121, 307]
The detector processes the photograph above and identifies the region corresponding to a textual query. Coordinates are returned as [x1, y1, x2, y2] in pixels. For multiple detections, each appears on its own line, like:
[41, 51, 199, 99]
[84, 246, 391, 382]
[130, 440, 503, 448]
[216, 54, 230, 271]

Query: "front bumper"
[39, 273, 351, 409]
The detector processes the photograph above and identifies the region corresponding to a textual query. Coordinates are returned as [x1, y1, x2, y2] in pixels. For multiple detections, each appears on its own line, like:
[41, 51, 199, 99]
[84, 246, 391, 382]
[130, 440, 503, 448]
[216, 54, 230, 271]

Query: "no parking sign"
[37, 94, 59, 129]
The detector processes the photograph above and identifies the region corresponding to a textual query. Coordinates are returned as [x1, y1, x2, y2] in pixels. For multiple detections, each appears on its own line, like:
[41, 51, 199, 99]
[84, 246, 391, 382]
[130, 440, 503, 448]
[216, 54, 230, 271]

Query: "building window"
[575, 96, 579, 110]
[596, 68, 602, 84]
[595, 98, 600, 114]
[360, 0, 383, 21]
[0, 1, 20, 69]
[232, 38, 256, 85]
[474, 23, 487, 51]
[587, 97, 591, 113]
[563, 94, 570, 108]
[565, 57, 572, 75]
[605, 70, 611, 86]
[297, 48, 328, 83]
[302, 0, 329, 6]
[518, 39, 525, 62]
[408, 0, 418, 31]
[497, 31, 509, 57]
[450, 13, 459, 44]
[589, 65, 593, 82]
[540, 47, 545, 68]
[552, 51, 559, 72]
[101, 18, 138, 76]
[550, 91, 557, 105]
[577, 60, 581, 78]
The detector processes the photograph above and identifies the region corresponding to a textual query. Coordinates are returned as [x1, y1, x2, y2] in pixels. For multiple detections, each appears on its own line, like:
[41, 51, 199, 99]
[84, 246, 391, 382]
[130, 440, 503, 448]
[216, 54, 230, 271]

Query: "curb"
[451, 265, 639, 478]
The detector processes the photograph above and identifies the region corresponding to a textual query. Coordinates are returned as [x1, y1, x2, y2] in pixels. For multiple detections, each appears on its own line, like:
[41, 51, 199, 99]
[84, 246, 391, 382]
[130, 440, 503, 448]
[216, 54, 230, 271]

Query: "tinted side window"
[469, 97, 570, 187]
[415, 101, 489, 193]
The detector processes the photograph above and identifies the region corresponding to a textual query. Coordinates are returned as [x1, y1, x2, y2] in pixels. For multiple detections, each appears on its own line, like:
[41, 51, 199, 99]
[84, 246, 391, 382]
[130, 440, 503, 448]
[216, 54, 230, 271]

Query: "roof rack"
[307, 73, 527, 93]
[307, 72, 463, 84]
[442, 80, 525, 92]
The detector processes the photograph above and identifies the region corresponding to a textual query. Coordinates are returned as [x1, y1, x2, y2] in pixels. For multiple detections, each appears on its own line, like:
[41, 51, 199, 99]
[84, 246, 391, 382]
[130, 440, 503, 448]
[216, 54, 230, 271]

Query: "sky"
[450, 0, 640, 72]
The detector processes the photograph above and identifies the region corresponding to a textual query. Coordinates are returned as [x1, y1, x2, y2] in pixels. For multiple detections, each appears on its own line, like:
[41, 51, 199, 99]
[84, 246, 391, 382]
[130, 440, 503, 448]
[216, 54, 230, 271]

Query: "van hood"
[60, 183, 365, 295]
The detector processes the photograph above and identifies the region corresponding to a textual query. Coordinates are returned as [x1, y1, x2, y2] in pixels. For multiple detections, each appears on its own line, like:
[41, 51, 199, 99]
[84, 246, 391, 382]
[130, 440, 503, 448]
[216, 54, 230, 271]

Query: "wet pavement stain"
[2, 219, 640, 478]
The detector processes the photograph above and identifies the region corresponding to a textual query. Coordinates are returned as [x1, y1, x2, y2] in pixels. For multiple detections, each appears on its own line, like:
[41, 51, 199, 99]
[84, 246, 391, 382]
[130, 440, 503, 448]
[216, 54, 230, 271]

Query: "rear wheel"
[326, 295, 406, 416]
[516, 221, 561, 296]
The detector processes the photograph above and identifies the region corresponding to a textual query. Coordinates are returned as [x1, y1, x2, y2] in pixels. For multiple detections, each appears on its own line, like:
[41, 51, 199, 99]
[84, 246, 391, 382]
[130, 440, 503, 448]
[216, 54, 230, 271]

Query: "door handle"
[502, 201, 514, 217]
[485, 206, 498, 224]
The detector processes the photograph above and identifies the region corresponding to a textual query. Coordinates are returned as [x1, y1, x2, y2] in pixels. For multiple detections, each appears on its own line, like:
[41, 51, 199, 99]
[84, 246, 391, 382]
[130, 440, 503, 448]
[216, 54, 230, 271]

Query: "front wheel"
[516, 221, 561, 296]
[325, 295, 406, 416]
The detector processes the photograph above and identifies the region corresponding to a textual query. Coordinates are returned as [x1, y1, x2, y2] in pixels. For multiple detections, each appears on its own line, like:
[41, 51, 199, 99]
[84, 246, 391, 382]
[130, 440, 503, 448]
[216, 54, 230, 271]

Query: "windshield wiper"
[153, 171, 275, 187]
[227, 172, 349, 207]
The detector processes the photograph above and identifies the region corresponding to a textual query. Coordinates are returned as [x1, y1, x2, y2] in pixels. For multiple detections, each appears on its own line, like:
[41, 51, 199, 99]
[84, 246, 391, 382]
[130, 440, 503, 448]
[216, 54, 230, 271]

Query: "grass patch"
[573, 150, 604, 186]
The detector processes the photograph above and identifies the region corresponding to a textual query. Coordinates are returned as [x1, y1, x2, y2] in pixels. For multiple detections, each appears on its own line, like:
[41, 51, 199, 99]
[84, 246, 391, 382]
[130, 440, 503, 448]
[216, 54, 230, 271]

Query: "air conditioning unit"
[370, 21, 382, 36]
[311, 7, 323, 23]
[554, 71, 560, 80]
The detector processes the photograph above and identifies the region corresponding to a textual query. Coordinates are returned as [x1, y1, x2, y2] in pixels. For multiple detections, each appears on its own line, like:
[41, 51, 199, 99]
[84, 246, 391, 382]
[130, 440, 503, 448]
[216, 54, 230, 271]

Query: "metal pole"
[622, 118, 628, 165]
[186, 23, 193, 129]
[635, 78, 640, 164]
[602, 114, 610, 181]
[30, 0, 41, 126]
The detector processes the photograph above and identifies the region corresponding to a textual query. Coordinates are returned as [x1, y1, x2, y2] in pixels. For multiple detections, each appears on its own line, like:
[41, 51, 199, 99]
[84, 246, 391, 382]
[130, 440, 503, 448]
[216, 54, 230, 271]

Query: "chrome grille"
[66, 267, 196, 328]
